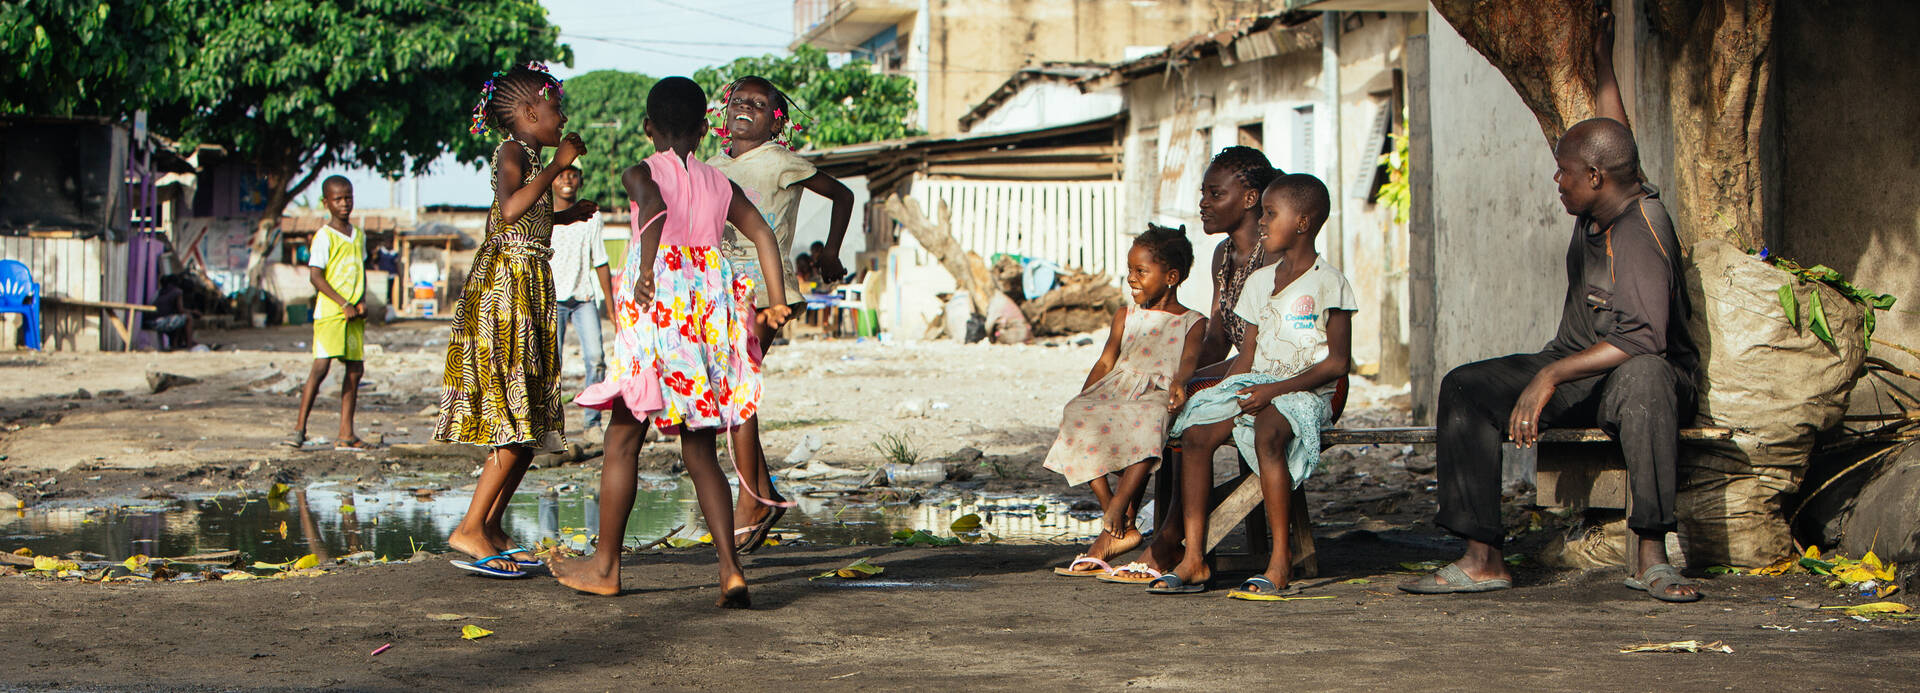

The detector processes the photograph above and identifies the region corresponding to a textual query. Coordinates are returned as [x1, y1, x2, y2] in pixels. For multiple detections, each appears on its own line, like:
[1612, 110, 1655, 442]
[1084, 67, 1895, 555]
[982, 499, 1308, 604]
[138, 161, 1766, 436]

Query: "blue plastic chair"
[0, 259, 43, 350]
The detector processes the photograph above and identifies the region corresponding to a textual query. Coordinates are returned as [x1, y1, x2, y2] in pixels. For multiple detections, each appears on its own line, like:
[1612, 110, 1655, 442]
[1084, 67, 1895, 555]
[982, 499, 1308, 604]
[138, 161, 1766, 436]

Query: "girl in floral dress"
[1044, 226, 1208, 577]
[551, 77, 791, 608]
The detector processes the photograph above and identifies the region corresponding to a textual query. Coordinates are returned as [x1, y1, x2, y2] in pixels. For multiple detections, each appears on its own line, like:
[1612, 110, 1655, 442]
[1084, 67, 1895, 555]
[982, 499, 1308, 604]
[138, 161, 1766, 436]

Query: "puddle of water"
[1, 475, 1102, 565]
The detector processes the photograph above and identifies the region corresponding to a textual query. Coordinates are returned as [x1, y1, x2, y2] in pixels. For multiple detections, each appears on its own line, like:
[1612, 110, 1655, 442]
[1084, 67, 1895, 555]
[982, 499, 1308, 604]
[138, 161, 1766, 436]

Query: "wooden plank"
[43, 297, 156, 311]
[1319, 426, 1734, 446]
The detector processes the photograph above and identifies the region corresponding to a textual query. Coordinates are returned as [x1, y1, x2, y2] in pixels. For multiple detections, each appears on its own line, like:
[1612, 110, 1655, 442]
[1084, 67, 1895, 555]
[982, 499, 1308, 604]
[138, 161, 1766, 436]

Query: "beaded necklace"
[1214, 236, 1264, 346]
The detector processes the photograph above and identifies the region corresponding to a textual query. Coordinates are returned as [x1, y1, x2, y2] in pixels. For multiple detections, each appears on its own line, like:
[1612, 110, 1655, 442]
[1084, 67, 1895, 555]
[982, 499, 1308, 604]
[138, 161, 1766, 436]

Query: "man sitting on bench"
[1402, 8, 1700, 603]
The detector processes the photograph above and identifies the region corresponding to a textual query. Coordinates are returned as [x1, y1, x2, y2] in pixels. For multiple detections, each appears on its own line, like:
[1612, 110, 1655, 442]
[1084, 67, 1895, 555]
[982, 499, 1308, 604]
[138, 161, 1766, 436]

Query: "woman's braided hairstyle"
[1208, 145, 1280, 200]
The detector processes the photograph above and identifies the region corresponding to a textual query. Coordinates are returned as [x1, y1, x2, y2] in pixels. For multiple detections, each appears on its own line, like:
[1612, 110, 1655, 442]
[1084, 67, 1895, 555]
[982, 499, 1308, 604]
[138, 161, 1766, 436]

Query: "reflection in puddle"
[1, 475, 1100, 565]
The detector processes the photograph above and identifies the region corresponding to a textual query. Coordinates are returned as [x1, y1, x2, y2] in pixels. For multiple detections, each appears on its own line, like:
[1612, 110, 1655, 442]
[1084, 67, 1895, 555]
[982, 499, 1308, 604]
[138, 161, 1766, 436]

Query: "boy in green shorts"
[284, 176, 370, 451]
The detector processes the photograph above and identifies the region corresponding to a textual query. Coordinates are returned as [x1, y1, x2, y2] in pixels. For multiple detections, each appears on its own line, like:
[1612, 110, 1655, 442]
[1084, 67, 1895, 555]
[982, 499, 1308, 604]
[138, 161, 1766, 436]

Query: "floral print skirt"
[575, 244, 761, 432]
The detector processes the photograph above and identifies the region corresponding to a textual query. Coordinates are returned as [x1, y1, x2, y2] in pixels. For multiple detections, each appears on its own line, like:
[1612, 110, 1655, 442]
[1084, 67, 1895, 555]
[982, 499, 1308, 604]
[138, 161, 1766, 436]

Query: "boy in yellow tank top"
[284, 176, 371, 451]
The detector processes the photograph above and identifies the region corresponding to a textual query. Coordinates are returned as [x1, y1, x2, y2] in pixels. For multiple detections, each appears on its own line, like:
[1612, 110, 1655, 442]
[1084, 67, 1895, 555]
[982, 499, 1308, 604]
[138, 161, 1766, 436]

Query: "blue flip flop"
[1146, 573, 1207, 594]
[450, 554, 531, 579]
[503, 547, 542, 567]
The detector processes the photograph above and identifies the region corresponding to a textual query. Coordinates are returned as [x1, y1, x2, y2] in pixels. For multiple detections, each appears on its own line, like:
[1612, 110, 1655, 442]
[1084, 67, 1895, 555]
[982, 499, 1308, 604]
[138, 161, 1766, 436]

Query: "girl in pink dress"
[551, 77, 792, 608]
[1044, 227, 1208, 577]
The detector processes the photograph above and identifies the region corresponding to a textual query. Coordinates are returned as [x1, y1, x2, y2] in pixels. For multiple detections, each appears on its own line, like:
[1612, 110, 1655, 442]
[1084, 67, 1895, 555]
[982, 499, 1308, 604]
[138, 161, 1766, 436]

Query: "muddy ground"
[2, 320, 1917, 690]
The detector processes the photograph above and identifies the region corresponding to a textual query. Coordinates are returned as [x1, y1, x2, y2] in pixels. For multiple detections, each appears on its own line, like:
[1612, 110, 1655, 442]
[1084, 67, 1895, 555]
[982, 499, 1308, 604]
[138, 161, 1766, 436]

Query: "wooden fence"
[908, 180, 1129, 281]
[0, 234, 129, 350]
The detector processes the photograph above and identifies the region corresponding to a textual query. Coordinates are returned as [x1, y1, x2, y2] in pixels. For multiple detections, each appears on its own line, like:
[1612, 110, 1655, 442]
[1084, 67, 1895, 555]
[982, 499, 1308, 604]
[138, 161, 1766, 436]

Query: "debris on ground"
[1739, 545, 1901, 599]
[146, 371, 199, 394]
[460, 625, 493, 640]
[812, 557, 885, 581]
[1619, 640, 1734, 654]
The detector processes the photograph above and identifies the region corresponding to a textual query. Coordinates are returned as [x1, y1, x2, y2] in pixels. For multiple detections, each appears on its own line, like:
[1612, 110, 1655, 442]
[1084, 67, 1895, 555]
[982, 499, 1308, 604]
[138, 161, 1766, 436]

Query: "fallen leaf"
[949, 513, 982, 535]
[220, 571, 257, 581]
[277, 521, 288, 539]
[460, 625, 493, 640]
[122, 555, 149, 570]
[292, 554, 319, 571]
[340, 504, 357, 514]
[1275, 595, 1336, 601]
[32, 555, 78, 572]
[1399, 560, 1444, 572]
[12, 547, 32, 557]
[571, 534, 589, 545]
[268, 482, 290, 501]
[1831, 602, 1910, 616]
[812, 557, 885, 581]
[427, 613, 466, 621]
[1342, 578, 1373, 584]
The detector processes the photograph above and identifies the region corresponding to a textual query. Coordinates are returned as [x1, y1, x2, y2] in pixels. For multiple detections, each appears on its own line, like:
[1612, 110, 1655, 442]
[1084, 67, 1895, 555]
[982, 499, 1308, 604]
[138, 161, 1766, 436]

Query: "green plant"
[1765, 253, 1898, 350]
[871, 432, 919, 466]
[1375, 118, 1411, 225]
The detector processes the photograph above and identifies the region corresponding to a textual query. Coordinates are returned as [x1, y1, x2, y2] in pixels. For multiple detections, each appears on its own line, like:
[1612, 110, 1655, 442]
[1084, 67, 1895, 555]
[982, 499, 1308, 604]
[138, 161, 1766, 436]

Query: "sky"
[317, 0, 797, 210]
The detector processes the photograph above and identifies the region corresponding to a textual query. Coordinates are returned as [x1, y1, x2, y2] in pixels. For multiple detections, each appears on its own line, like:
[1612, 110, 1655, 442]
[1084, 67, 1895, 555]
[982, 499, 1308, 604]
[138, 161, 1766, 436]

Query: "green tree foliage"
[0, 0, 183, 116]
[693, 45, 920, 153]
[561, 70, 657, 209]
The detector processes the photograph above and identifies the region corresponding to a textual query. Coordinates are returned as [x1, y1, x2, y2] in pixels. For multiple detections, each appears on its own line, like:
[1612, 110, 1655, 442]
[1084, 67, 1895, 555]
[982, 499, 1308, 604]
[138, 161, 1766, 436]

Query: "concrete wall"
[1422, 8, 1568, 403]
[1776, 1, 1920, 377]
[1116, 13, 1414, 381]
[918, 0, 1289, 134]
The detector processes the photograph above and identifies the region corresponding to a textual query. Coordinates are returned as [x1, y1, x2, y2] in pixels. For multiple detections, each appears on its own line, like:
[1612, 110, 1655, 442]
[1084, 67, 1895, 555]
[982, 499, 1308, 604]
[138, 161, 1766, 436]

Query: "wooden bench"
[42, 296, 157, 351]
[1175, 424, 1734, 576]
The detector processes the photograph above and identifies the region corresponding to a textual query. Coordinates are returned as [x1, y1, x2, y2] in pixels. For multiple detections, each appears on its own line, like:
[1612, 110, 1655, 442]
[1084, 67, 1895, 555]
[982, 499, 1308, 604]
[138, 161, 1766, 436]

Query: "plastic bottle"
[884, 461, 947, 485]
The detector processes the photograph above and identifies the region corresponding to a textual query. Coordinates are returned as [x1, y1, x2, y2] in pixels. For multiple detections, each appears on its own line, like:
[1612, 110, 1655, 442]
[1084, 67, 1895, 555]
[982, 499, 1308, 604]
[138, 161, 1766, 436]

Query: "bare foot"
[449, 529, 517, 573]
[715, 573, 749, 609]
[550, 555, 620, 596]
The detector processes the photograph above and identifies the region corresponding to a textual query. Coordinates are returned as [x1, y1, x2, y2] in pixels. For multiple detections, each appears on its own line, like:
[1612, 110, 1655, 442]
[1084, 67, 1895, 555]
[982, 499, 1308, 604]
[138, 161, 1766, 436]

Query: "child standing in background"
[707, 75, 857, 553]
[555, 77, 793, 607]
[437, 63, 599, 578]
[1045, 227, 1208, 577]
[285, 176, 370, 452]
[548, 164, 615, 441]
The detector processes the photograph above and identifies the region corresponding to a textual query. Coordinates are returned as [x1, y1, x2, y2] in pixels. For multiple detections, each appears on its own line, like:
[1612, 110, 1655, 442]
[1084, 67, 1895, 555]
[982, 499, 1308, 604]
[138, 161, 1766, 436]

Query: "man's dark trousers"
[1434, 352, 1695, 546]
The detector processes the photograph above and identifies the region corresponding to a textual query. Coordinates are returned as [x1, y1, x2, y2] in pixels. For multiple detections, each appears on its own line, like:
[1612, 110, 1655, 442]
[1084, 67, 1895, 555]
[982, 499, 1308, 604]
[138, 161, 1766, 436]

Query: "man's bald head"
[1557, 118, 1640, 185]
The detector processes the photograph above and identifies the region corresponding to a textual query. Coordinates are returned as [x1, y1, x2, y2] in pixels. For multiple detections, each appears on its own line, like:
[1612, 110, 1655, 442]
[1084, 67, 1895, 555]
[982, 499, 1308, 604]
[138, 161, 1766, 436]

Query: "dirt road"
[3, 541, 1916, 690]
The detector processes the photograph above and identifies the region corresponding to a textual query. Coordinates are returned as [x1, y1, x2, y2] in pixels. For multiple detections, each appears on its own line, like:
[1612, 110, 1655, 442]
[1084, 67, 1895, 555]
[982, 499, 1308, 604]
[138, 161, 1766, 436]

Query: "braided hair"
[469, 63, 563, 138]
[1208, 145, 1280, 195]
[718, 75, 807, 146]
[1134, 224, 1195, 283]
[648, 76, 709, 138]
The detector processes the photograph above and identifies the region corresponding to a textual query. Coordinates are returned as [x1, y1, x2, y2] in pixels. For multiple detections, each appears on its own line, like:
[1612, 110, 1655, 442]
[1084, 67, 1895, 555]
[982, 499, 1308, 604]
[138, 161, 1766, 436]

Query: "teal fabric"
[1170, 372, 1331, 488]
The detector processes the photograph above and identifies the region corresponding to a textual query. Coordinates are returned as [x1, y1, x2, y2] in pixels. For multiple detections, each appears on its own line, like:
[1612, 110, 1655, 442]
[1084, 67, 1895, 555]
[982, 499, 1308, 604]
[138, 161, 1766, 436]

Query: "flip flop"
[1228, 575, 1302, 601]
[279, 432, 306, 449]
[334, 437, 374, 452]
[502, 547, 542, 568]
[1095, 562, 1163, 584]
[450, 554, 530, 579]
[1146, 573, 1207, 594]
[1624, 563, 1703, 603]
[1053, 556, 1115, 577]
[1397, 562, 1511, 594]
[736, 503, 787, 555]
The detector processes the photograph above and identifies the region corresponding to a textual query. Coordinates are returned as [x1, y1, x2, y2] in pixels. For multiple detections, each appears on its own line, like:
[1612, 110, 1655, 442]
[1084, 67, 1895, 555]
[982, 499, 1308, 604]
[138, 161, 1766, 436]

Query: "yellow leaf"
[340, 504, 357, 514]
[253, 560, 289, 570]
[123, 555, 149, 570]
[12, 547, 32, 557]
[292, 554, 319, 570]
[220, 571, 256, 581]
[33, 555, 77, 572]
[1843, 602, 1911, 616]
[268, 482, 290, 500]
[277, 521, 288, 539]
[949, 513, 983, 534]
[1804, 545, 1822, 560]
[813, 557, 884, 580]
[1862, 550, 1884, 571]
[1752, 558, 1798, 576]
[570, 534, 589, 544]
[1833, 564, 1880, 584]
[696, 533, 714, 544]
[460, 625, 493, 640]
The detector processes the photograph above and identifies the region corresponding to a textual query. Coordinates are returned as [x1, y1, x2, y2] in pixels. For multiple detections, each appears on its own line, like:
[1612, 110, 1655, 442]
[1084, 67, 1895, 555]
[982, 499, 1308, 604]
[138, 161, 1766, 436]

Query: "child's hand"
[342, 302, 363, 320]
[633, 275, 655, 306]
[555, 132, 587, 167]
[1167, 386, 1189, 413]
[558, 199, 598, 225]
[815, 253, 848, 284]
[1235, 383, 1281, 414]
[758, 304, 793, 329]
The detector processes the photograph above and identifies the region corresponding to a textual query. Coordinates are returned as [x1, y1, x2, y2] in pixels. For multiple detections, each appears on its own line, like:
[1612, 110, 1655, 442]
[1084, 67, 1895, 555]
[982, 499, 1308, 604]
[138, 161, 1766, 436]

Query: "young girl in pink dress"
[1044, 226, 1208, 577]
[550, 77, 792, 608]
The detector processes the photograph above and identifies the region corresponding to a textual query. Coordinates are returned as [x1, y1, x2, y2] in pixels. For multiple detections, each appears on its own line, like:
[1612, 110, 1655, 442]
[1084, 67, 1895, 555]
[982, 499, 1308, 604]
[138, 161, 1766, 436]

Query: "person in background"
[284, 176, 371, 452]
[548, 164, 615, 442]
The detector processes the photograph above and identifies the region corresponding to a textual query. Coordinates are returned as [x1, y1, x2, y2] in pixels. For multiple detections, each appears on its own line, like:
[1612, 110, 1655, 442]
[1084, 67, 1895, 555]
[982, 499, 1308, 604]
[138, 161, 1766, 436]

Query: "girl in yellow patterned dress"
[436, 64, 599, 578]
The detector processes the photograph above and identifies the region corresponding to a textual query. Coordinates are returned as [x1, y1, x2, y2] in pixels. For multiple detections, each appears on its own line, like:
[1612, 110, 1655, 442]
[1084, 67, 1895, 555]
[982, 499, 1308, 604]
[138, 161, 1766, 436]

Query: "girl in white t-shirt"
[1141, 173, 1356, 598]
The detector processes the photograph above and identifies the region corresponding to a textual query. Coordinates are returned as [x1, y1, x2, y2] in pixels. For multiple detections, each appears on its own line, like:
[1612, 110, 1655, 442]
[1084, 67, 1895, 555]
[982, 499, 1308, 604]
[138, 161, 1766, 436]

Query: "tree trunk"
[882, 194, 996, 316]
[1431, 0, 1774, 250]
